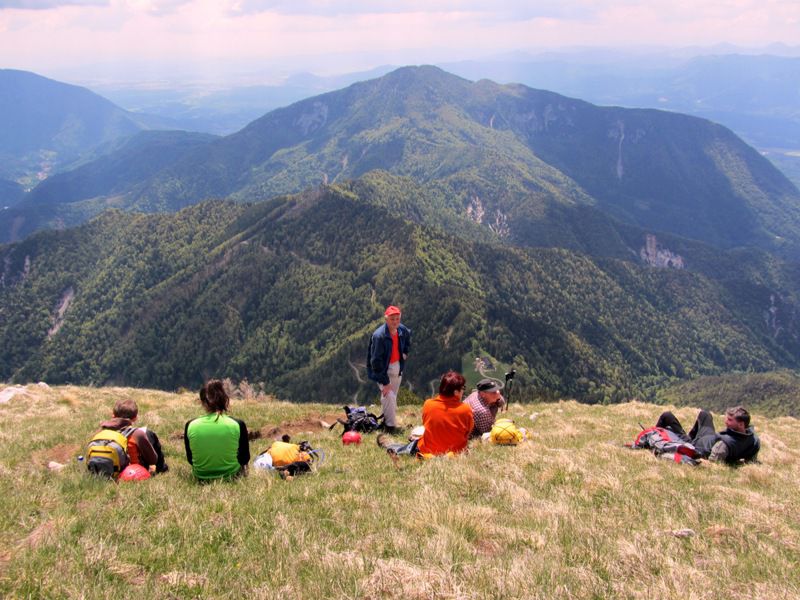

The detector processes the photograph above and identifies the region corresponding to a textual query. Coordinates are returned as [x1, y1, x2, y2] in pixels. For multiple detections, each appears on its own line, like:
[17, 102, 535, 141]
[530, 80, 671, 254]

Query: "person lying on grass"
[377, 370, 473, 459]
[654, 406, 760, 465]
[263, 434, 314, 480]
[184, 379, 250, 481]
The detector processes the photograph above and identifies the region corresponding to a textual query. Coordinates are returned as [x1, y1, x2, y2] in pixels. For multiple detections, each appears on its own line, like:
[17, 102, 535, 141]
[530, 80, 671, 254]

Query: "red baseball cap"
[384, 305, 401, 316]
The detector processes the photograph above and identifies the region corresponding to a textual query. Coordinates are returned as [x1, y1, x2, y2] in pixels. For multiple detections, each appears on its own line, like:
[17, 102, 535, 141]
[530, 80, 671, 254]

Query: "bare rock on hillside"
[0, 385, 27, 404]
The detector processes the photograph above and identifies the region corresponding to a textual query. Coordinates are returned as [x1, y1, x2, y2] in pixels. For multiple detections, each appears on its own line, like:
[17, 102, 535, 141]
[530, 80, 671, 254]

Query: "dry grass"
[0, 385, 799, 599]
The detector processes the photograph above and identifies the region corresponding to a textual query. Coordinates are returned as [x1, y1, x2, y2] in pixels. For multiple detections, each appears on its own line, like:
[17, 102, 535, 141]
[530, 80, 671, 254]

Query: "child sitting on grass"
[97, 398, 168, 474]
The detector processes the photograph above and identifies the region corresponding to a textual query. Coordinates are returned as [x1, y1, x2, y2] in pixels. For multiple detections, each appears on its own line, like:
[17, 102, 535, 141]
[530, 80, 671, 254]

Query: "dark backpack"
[330, 406, 383, 434]
[630, 426, 701, 465]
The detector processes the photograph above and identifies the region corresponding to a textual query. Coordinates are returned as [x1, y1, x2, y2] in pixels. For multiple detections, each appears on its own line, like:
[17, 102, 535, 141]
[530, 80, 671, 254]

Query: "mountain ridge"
[1, 182, 798, 403]
[0, 69, 176, 186]
[5, 65, 799, 260]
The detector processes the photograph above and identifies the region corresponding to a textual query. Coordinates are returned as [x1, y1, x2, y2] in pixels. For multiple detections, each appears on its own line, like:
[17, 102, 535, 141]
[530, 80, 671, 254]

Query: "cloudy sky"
[2, 1, 799, 82]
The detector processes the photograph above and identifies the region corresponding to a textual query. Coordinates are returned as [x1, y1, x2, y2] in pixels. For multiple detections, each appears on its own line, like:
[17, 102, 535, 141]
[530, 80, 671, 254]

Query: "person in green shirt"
[184, 379, 250, 480]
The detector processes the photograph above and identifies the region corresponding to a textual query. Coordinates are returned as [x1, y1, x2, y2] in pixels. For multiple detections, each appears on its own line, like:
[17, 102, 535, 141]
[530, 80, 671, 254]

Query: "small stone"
[529, 412, 539, 421]
[671, 528, 696, 538]
[47, 461, 65, 471]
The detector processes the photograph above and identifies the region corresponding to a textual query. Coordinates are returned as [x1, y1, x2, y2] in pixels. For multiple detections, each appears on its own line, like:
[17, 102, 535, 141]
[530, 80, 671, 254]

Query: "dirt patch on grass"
[260, 413, 342, 440]
[22, 520, 57, 549]
[169, 412, 343, 443]
[474, 538, 501, 557]
[32, 443, 81, 466]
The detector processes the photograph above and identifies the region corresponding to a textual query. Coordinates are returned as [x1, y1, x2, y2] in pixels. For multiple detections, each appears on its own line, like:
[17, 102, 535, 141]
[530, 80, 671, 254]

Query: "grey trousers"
[379, 361, 401, 426]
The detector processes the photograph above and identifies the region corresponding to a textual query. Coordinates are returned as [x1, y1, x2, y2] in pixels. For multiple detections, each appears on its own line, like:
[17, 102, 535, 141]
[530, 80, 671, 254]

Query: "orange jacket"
[416, 394, 474, 456]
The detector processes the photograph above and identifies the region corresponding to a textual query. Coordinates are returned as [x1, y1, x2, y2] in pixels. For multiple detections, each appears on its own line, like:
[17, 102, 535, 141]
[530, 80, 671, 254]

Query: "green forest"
[2, 177, 799, 408]
[2, 66, 800, 413]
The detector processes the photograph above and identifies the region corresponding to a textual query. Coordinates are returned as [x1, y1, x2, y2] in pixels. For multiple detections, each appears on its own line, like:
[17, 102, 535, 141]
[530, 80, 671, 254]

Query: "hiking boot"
[376, 434, 392, 449]
[383, 425, 404, 435]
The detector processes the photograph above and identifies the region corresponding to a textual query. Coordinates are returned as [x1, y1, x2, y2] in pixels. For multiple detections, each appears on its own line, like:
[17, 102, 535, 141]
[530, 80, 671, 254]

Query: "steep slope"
[25, 130, 218, 207]
[0, 179, 24, 207]
[445, 53, 800, 148]
[1, 187, 798, 403]
[7, 66, 800, 258]
[0, 69, 162, 183]
[111, 66, 800, 258]
[0, 131, 218, 242]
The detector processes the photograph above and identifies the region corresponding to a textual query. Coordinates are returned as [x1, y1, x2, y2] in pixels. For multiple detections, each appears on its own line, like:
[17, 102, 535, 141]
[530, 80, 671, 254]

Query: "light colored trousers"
[379, 361, 402, 427]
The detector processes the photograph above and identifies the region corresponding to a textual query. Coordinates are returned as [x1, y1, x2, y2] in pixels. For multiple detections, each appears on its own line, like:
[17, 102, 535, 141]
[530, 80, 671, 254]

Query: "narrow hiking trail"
[348, 358, 365, 402]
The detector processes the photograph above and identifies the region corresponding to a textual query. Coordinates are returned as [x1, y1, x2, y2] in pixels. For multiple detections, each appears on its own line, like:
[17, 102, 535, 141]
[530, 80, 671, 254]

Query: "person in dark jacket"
[367, 305, 411, 434]
[655, 406, 760, 464]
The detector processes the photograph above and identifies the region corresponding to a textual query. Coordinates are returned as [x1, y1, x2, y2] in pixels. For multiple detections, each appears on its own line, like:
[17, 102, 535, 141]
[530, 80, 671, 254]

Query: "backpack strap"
[330, 418, 348, 432]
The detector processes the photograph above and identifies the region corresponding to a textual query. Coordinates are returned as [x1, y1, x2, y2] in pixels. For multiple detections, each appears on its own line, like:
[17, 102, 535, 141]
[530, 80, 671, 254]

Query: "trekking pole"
[504, 369, 516, 412]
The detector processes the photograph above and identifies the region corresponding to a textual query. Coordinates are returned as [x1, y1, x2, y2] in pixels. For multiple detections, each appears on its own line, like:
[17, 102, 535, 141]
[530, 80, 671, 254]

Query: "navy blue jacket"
[718, 427, 760, 463]
[367, 323, 411, 385]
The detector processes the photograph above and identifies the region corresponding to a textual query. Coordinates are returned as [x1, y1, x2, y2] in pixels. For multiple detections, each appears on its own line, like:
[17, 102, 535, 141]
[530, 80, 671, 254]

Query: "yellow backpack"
[268, 441, 303, 466]
[490, 419, 524, 446]
[86, 426, 135, 478]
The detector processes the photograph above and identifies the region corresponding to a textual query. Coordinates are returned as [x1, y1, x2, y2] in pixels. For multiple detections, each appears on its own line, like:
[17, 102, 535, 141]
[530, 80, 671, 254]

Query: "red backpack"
[629, 427, 700, 465]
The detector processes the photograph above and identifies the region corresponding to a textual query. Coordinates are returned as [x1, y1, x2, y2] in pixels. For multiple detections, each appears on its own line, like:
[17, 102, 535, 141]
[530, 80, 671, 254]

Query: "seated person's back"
[95, 398, 167, 473]
[417, 371, 474, 456]
[185, 380, 250, 480]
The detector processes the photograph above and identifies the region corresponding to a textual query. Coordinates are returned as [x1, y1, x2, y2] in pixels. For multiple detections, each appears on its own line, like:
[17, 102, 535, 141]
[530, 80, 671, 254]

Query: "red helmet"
[119, 464, 151, 482]
[342, 431, 362, 445]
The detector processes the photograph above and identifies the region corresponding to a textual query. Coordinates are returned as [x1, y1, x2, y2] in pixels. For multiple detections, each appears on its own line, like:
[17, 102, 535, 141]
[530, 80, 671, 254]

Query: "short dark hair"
[439, 371, 466, 396]
[200, 379, 230, 414]
[113, 399, 138, 419]
[726, 406, 751, 427]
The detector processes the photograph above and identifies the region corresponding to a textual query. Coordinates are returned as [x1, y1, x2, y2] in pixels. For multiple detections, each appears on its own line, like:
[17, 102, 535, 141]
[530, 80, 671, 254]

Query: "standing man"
[367, 305, 411, 434]
[463, 378, 505, 438]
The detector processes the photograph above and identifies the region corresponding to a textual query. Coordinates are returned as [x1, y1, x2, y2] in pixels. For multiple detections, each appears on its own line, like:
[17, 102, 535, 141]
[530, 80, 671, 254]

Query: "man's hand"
[380, 384, 391, 397]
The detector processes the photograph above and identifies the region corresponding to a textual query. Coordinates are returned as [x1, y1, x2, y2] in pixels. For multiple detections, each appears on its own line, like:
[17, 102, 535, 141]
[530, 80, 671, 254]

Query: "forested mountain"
[1, 131, 217, 242]
[2, 65, 799, 405]
[1, 181, 798, 403]
[445, 54, 800, 148]
[0, 69, 171, 186]
[126, 66, 800, 259]
[7, 66, 800, 260]
[94, 65, 396, 135]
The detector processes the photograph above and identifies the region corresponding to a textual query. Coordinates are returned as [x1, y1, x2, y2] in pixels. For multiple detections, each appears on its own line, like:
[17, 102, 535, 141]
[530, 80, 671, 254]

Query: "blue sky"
[2, 1, 799, 82]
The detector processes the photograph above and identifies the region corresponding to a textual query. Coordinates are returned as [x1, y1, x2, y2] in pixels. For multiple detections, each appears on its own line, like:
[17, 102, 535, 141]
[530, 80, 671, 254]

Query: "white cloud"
[227, 0, 595, 20]
[0, 0, 107, 8]
[1, 0, 798, 79]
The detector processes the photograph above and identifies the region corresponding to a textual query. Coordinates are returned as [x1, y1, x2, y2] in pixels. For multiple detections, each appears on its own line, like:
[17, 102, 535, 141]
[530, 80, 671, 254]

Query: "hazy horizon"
[2, 1, 800, 88]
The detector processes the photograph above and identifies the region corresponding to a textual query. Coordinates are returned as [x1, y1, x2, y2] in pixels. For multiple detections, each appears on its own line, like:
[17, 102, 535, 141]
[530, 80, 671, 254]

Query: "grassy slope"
[1, 384, 799, 599]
